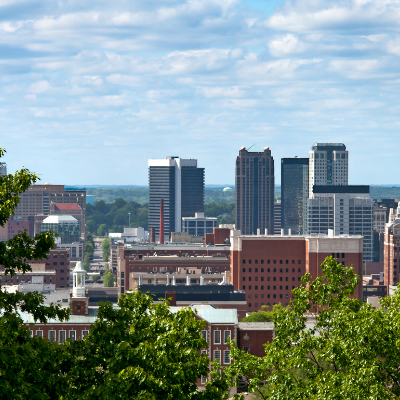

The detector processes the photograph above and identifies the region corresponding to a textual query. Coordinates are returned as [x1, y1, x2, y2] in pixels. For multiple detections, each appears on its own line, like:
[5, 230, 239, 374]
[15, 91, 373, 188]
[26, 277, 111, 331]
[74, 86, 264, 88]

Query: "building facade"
[384, 215, 400, 289]
[41, 215, 81, 244]
[308, 143, 348, 197]
[281, 157, 309, 235]
[235, 145, 274, 235]
[182, 212, 217, 237]
[13, 184, 86, 222]
[307, 185, 373, 261]
[148, 157, 204, 241]
[230, 230, 364, 312]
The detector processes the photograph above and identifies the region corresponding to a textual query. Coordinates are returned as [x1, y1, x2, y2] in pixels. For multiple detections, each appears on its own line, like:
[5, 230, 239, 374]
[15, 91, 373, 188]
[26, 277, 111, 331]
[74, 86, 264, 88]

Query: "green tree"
[97, 223, 108, 237]
[92, 274, 101, 283]
[83, 254, 90, 272]
[103, 270, 115, 287]
[64, 291, 230, 399]
[102, 237, 110, 262]
[0, 148, 70, 399]
[229, 257, 400, 400]
[241, 304, 286, 322]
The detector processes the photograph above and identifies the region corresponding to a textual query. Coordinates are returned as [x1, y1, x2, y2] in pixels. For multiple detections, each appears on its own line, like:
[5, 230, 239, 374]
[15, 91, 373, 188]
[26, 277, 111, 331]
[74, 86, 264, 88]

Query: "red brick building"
[230, 231, 364, 311]
[384, 219, 400, 290]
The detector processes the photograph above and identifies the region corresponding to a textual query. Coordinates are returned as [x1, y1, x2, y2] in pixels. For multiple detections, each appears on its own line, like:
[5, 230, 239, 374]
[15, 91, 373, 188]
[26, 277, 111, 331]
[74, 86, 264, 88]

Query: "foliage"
[0, 148, 70, 399]
[240, 304, 286, 323]
[204, 202, 235, 225]
[229, 257, 400, 400]
[86, 198, 148, 234]
[64, 291, 230, 399]
[102, 237, 110, 262]
[104, 262, 110, 271]
[102, 270, 115, 287]
[96, 223, 108, 237]
[370, 185, 400, 201]
[84, 232, 95, 261]
[83, 254, 90, 272]
[92, 274, 101, 283]
[86, 186, 149, 204]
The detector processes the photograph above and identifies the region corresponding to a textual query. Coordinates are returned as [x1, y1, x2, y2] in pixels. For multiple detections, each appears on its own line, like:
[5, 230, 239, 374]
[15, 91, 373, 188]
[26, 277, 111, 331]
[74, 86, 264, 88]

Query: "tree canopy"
[229, 257, 400, 400]
[102, 237, 110, 262]
[0, 148, 70, 399]
[103, 270, 115, 287]
[240, 304, 286, 323]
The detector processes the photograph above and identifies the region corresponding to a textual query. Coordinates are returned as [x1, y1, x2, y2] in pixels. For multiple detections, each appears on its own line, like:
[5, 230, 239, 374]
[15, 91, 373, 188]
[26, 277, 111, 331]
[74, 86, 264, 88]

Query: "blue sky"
[1, 0, 400, 185]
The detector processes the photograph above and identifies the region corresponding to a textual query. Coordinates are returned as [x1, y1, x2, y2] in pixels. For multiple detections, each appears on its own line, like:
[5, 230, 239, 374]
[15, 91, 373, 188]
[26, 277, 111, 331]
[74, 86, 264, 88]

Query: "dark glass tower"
[148, 157, 204, 241]
[235, 145, 274, 235]
[281, 158, 309, 235]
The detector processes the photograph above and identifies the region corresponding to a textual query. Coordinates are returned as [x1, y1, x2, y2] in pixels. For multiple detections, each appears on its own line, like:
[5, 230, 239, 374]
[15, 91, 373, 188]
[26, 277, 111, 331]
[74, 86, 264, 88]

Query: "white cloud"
[81, 95, 131, 107]
[199, 86, 245, 98]
[268, 34, 307, 57]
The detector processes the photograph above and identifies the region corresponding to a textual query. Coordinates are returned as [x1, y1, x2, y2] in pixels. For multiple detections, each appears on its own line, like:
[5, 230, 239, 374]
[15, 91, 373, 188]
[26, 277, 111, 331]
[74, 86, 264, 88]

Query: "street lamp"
[128, 212, 131, 227]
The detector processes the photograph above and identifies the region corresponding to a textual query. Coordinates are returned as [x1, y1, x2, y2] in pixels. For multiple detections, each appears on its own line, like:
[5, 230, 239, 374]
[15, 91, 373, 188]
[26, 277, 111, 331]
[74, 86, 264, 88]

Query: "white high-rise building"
[309, 143, 348, 197]
[307, 185, 373, 261]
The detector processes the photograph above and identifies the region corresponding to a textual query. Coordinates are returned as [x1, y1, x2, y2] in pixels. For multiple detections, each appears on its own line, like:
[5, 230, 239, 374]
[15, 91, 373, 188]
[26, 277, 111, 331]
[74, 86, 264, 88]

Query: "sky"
[1, 0, 400, 186]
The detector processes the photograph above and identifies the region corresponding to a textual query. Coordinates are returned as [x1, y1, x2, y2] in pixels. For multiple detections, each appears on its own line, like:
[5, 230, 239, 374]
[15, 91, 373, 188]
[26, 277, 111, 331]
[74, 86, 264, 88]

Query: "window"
[248, 277, 252, 281]
[261, 277, 264, 281]
[298, 268, 301, 273]
[214, 330, 221, 344]
[261, 285, 264, 290]
[82, 330, 89, 338]
[255, 285, 258, 290]
[224, 350, 231, 364]
[261, 260, 264, 264]
[267, 268, 270, 272]
[243, 268, 246, 272]
[261, 268, 264, 272]
[273, 268, 276, 273]
[49, 330, 56, 342]
[242, 277, 246, 281]
[267, 260, 270, 264]
[273, 260, 276, 264]
[298, 260, 301, 264]
[279, 268, 283, 273]
[279, 260, 283, 264]
[201, 375, 207, 384]
[248, 303, 252, 307]
[224, 330, 231, 344]
[255, 260, 258, 264]
[201, 350, 207, 355]
[243, 346, 250, 354]
[249, 268, 252, 273]
[242, 285, 245, 290]
[213, 350, 221, 363]
[243, 259, 246, 264]
[30, 330, 33, 338]
[59, 330, 66, 343]
[248, 260, 252, 264]
[255, 268, 258, 272]
[36, 330, 43, 337]
[248, 294, 251, 299]
[69, 330, 76, 341]
[255, 277, 258, 281]
[292, 268, 295, 272]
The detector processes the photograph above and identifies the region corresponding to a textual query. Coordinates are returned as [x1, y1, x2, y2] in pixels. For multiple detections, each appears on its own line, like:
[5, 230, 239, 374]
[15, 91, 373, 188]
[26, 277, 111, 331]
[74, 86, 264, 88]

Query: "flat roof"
[313, 185, 370, 194]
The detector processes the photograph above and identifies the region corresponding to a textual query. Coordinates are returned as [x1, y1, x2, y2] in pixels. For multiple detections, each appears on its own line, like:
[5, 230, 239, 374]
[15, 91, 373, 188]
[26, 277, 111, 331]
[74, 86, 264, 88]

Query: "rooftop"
[53, 203, 82, 211]
[246, 143, 264, 153]
[42, 215, 78, 224]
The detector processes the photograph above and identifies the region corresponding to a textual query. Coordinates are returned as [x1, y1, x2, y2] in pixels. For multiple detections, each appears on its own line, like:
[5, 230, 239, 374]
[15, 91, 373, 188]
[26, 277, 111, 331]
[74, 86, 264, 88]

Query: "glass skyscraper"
[281, 158, 309, 235]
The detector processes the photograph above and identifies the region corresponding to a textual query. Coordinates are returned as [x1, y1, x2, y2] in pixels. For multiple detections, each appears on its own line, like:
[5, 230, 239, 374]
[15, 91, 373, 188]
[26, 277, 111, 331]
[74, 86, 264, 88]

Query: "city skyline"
[2, 0, 400, 185]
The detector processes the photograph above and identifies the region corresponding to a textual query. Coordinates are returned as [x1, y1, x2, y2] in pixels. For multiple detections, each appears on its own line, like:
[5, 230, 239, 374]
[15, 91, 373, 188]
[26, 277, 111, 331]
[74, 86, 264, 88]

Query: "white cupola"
[72, 261, 86, 297]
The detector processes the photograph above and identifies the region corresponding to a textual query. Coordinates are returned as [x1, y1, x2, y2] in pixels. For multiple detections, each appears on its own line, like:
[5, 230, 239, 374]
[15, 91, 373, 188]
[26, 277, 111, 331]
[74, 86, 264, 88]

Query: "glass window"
[59, 330, 66, 343]
[214, 330, 221, 344]
[224, 330, 231, 344]
[223, 350, 231, 364]
[214, 350, 221, 363]
[49, 330, 56, 342]
[69, 330, 76, 341]
[36, 330, 43, 337]
[82, 330, 89, 338]
[201, 330, 207, 341]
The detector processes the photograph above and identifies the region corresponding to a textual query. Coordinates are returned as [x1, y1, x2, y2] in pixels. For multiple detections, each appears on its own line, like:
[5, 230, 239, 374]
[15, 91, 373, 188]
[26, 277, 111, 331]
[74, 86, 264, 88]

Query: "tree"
[0, 148, 70, 398]
[97, 223, 108, 237]
[92, 274, 101, 283]
[102, 237, 110, 262]
[240, 304, 286, 323]
[229, 257, 400, 400]
[103, 270, 115, 287]
[64, 291, 230, 399]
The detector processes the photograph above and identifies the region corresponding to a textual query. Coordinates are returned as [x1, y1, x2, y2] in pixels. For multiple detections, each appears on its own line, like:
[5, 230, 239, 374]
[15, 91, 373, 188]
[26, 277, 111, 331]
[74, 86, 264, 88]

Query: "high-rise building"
[384, 211, 400, 289]
[235, 145, 274, 235]
[148, 157, 204, 241]
[0, 162, 6, 175]
[307, 185, 373, 261]
[308, 143, 348, 197]
[274, 200, 281, 235]
[281, 158, 309, 235]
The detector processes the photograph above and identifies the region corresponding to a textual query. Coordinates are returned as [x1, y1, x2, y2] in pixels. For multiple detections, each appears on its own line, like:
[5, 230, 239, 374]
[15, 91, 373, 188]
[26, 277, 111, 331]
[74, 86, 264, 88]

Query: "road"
[86, 237, 108, 288]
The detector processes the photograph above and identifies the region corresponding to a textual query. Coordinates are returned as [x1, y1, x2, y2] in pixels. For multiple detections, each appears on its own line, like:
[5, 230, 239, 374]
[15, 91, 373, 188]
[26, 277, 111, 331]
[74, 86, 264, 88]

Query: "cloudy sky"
[1, 0, 400, 185]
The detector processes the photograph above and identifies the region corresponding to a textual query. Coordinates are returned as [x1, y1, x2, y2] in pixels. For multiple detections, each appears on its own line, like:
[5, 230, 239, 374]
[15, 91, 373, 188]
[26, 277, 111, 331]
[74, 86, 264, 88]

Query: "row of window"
[243, 268, 302, 273]
[245, 285, 296, 293]
[243, 276, 302, 282]
[243, 259, 302, 265]
[32, 330, 89, 342]
[201, 329, 231, 345]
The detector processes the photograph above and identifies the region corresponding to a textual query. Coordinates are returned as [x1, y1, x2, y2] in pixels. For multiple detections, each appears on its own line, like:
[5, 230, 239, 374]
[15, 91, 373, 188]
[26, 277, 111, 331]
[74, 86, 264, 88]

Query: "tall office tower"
[307, 185, 373, 261]
[148, 157, 204, 241]
[0, 162, 6, 175]
[281, 158, 309, 235]
[384, 212, 400, 289]
[309, 143, 348, 197]
[274, 200, 281, 235]
[235, 145, 274, 235]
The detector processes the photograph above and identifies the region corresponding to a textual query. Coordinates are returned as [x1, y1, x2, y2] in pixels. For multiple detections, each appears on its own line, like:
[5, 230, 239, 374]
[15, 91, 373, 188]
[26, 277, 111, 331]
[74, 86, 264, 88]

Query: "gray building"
[281, 157, 309, 235]
[307, 185, 373, 261]
[148, 157, 204, 241]
[309, 143, 348, 197]
[0, 162, 6, 175]
[235, 145, 274, 235]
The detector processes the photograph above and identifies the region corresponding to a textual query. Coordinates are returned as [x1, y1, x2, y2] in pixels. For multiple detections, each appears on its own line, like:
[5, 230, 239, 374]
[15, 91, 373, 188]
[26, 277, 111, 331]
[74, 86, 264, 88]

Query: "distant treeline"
[370, 186, 400, 201]
[86, 186, 283, 204]
[86, 199, 235, 234]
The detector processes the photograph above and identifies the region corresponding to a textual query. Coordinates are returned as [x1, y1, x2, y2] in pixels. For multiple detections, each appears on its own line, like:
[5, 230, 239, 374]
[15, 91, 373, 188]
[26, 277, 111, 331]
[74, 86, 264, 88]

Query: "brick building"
[14, 184, 86, 220]
[230, 230, 363, 311]
[384, 217, 400, 290]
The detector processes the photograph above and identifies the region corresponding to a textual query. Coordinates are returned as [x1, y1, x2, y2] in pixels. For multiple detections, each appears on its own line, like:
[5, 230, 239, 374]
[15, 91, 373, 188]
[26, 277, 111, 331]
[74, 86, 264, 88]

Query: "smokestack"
[159, 199, 164, 244]
[150, 228, 155, 243]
